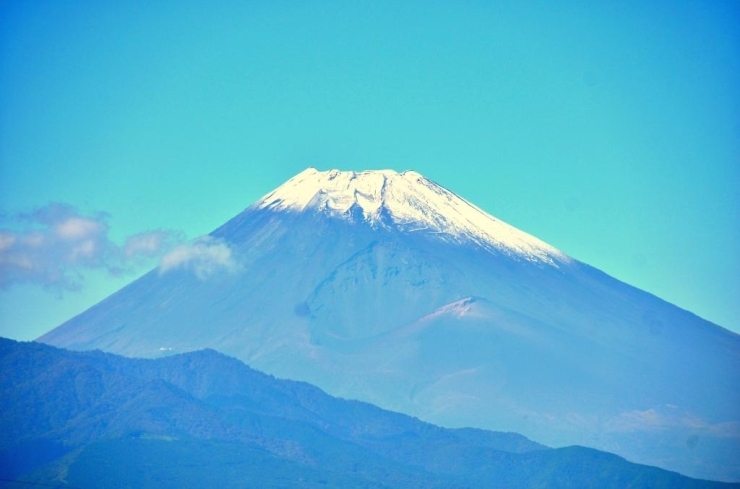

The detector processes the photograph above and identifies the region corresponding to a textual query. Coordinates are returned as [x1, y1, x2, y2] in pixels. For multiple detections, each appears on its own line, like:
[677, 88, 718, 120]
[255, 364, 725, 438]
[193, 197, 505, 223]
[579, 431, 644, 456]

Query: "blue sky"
[1, 1, 738, 339]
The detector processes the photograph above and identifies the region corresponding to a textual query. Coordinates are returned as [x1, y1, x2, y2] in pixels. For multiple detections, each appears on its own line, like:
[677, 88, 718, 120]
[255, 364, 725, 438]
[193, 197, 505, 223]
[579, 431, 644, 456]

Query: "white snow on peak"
[256, 168, 569, 265]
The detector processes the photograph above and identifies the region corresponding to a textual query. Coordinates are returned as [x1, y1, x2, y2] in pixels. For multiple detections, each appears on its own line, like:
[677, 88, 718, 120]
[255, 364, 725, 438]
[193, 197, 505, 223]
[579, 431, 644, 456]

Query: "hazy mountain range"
[3, 338, 737, 488]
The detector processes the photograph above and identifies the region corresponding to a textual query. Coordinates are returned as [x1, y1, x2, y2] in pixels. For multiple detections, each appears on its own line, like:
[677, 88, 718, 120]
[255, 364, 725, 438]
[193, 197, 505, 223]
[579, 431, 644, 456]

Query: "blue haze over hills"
[2, 337, 737, 488]
[38, 169, 740, 482]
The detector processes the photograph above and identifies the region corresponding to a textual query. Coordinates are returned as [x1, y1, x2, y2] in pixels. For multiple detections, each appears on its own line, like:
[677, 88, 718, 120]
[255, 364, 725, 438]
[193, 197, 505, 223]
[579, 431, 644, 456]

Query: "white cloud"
[0, 203, 183, 291]
[605, 405, 710, 433]
[0, 233, 16, 251]
[124, 230, 184, 259]
[54, 217, 104, 240]
[159, 236, 239, 279]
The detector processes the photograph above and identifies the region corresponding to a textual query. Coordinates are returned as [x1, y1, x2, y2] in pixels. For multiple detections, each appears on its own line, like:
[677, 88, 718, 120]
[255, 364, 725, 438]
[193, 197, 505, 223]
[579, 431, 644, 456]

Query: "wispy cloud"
[124, 230, 183, 261]
[0, 203, 183, 291]
[159, 236, 239, 279]
[604, 404, 740, 438]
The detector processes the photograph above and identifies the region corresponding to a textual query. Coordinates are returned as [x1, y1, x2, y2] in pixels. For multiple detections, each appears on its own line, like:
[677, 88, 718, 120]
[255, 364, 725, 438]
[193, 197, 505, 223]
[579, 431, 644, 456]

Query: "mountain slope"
[38, 168, 740, 481]
[2, 338, 736, 489]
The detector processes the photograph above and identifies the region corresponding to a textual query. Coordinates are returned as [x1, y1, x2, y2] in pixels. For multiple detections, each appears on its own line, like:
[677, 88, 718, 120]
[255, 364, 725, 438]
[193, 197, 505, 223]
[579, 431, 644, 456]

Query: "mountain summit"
[257, 168, 566, 264]
[39, 168, 740, 482]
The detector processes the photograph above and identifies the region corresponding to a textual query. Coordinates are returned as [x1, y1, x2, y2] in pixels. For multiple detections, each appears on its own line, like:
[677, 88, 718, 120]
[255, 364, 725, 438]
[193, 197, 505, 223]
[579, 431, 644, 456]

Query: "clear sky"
[1, 1, 738, 339]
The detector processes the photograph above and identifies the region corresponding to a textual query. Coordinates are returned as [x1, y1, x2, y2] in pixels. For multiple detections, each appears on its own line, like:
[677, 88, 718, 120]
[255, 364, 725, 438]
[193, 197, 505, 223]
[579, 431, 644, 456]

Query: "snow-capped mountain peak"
[38, 166, 740, 482]
[256, 168, 569, 265]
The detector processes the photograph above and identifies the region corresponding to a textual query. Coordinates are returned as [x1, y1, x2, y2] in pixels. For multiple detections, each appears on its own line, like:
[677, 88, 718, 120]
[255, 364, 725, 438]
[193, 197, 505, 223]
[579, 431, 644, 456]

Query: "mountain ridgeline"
[38, 168, 740, 481]
[2, 338, 737, 488]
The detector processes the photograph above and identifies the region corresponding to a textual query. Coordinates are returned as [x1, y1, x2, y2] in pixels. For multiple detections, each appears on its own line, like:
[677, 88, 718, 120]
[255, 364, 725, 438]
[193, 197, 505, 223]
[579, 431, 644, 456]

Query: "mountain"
[38, 168, 740, 481]
[2, 338, 736, 488]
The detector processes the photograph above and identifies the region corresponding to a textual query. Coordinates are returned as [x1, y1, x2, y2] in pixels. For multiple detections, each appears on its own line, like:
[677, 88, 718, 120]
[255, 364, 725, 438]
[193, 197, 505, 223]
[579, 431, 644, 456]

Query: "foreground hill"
[0, 338, 735, 488]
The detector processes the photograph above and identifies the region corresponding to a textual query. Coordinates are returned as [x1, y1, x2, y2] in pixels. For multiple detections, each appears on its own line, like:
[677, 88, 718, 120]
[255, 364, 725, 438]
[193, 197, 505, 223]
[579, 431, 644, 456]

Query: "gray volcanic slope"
[39, 168, 740, 482]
